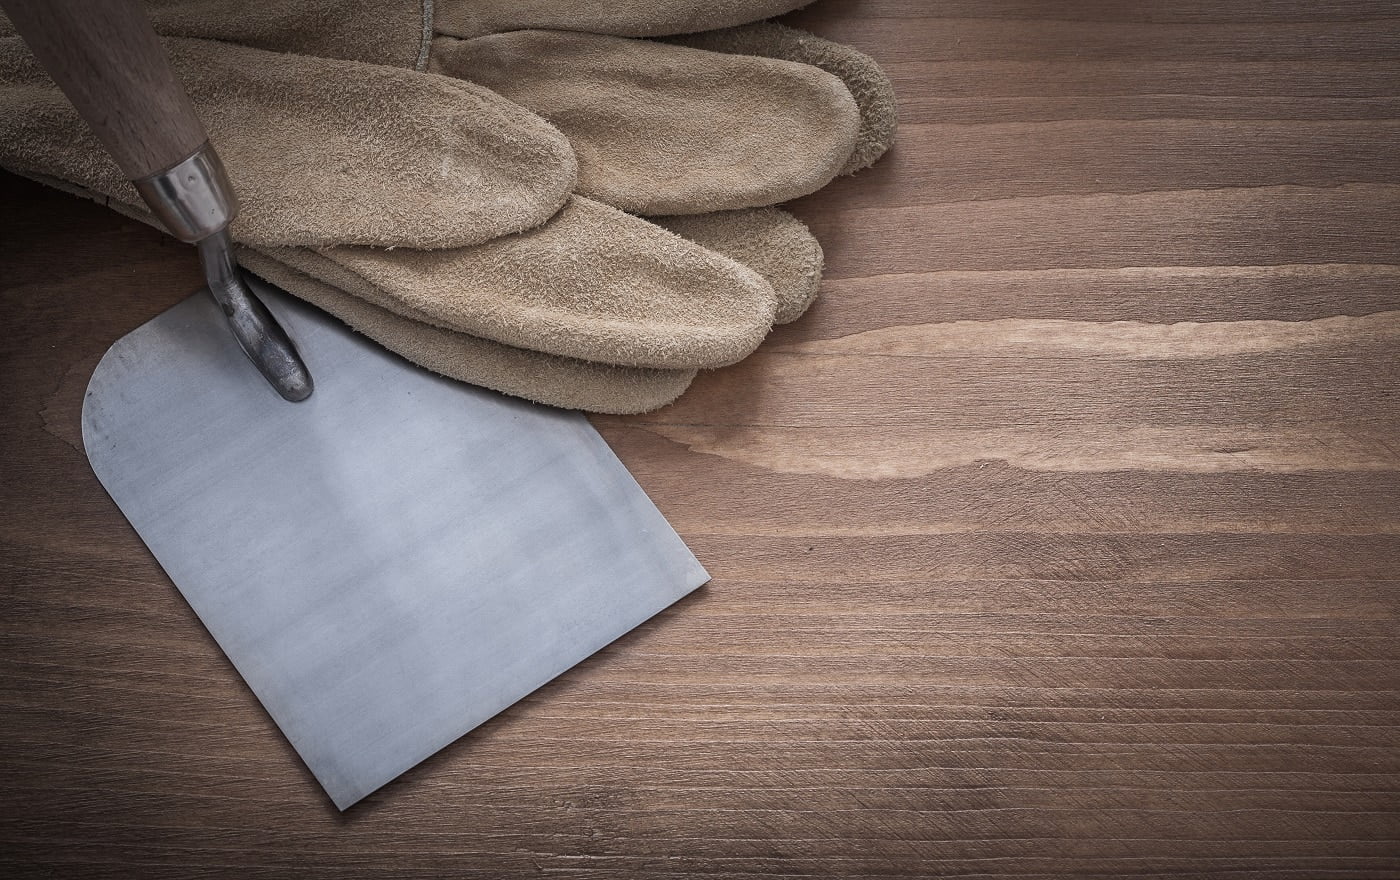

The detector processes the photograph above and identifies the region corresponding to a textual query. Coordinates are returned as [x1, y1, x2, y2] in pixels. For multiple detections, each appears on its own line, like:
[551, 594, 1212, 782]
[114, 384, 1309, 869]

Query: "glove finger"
[287, 197, 780, 370]
[655, 208, 823, 325]
[435, 0, 813, 41]
[430, 30, 859, 215]
[239, 250, 699, 415]
[0, 35, 575, 249]
[671, 21, 896, 175]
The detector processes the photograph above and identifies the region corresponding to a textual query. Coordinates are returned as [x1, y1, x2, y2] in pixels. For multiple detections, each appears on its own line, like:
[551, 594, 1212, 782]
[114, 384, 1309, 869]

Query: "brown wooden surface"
[3, 1, 1399, 877]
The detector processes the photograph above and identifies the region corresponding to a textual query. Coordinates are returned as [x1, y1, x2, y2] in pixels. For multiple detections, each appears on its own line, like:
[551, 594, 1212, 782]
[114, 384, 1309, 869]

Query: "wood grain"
[2, 1, 1398, 877]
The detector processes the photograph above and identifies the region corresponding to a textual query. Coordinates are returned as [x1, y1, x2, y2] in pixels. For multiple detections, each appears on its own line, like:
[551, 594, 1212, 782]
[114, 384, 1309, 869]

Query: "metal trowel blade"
[81, 279, 709, 809]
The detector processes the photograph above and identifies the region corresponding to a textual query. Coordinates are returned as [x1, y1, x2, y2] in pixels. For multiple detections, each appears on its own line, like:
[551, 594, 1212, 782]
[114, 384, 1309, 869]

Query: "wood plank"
[782, 14, 1400, 63]
[800, 185, 1400, 277]
[820, 121, 1400, 209]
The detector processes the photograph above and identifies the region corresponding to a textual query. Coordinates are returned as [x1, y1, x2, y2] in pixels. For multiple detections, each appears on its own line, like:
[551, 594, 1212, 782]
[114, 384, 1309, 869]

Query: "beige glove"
[251, 17, 895, 389]
[0, 2, 896, 412]
[251, 7, 896, 398]
[0, 37, 780, 368]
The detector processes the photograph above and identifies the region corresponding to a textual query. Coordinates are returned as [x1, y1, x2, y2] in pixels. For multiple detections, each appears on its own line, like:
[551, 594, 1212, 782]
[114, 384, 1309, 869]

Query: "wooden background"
[2, 1, 1398, 876]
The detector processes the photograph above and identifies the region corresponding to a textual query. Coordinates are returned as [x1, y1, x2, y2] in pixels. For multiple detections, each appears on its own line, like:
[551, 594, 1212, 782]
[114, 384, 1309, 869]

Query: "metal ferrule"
[132, 143, 311, 401]
[132, 144, 236, 243]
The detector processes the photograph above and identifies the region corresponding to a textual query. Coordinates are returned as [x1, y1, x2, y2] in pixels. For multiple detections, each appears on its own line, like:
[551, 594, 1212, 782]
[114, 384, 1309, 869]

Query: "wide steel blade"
[81, 279, 709, 809]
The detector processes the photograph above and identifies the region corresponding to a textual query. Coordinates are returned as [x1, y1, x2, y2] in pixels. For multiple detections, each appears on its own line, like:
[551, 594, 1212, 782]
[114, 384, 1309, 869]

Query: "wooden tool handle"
[1, 0, 208, 180]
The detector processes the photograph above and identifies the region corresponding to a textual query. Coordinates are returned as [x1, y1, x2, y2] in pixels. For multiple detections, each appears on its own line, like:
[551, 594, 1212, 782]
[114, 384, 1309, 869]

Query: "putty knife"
[8, 0, 709, 809]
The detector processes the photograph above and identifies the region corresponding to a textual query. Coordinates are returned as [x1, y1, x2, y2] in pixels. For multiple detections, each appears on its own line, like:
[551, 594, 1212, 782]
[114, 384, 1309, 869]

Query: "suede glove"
[0, 2, 896, 412]
[0, 35, 776, 385]
[222, 2, 896, 408]
[263, 16, 898, 370]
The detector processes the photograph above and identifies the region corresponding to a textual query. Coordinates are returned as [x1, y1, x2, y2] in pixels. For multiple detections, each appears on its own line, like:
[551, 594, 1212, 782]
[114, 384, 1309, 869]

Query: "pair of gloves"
[0, 0, 895, 413]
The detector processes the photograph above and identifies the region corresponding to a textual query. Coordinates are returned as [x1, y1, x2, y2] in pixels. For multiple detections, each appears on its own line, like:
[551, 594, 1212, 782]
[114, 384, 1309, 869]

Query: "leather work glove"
[0, 1, 895, 413]
[253, 12, 897, 378]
